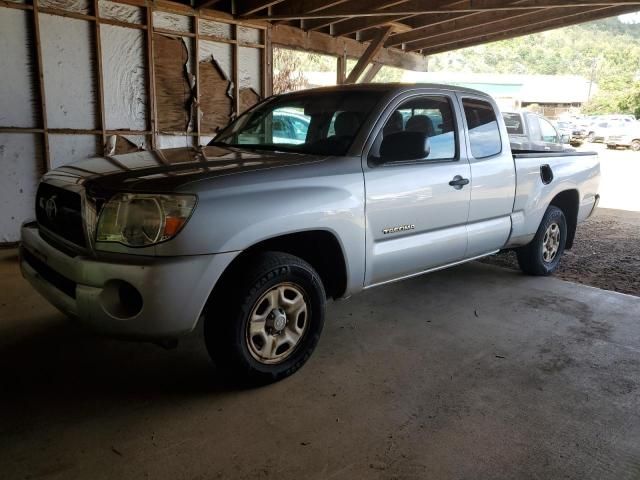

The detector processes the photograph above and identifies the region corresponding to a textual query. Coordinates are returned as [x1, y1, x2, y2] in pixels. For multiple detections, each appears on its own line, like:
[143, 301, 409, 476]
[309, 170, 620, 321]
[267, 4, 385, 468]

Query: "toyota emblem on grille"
[44, 196, 58, 220]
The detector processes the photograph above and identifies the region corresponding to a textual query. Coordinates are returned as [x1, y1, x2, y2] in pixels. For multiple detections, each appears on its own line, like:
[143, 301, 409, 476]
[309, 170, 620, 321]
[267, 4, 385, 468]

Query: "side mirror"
[560, 134, 570, 144]
[379, 131, 430, 163]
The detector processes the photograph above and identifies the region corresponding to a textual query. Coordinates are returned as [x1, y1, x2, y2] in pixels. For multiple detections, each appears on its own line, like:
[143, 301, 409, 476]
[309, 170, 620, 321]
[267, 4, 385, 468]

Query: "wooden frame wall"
[0, 0, 268, 171]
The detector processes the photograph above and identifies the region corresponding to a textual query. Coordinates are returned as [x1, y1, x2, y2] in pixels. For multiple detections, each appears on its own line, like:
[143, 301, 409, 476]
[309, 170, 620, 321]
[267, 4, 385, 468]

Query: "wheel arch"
[206, 230, 348, 311]
[549, 189, 579, 249]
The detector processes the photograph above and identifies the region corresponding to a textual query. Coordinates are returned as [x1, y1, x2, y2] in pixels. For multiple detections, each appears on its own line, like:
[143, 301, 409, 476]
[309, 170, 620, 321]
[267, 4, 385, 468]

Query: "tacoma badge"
[383, 224, 415, 235]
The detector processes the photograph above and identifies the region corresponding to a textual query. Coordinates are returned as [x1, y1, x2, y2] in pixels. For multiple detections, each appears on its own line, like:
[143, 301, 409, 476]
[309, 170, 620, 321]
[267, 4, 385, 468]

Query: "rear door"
[363, 92, 471, 287]
[458, 95, 516, 257]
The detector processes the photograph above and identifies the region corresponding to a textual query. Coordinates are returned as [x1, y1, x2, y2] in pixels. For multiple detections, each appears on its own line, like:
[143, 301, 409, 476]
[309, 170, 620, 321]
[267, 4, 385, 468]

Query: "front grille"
[21, 247, 77, 299]
[36, 183, 86, 247]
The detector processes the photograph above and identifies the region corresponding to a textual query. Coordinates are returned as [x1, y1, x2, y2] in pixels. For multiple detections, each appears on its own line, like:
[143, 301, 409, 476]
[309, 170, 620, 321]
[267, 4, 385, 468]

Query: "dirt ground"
[482, 208, 640, 297]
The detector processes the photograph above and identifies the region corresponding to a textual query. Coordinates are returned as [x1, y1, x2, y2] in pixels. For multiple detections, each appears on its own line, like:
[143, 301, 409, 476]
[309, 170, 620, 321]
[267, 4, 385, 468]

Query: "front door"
[363, 93, 471, 287]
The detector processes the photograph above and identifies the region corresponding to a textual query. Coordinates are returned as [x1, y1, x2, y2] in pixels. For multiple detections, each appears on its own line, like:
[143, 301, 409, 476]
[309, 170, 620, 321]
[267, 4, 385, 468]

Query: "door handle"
[449, 175, 470, 189]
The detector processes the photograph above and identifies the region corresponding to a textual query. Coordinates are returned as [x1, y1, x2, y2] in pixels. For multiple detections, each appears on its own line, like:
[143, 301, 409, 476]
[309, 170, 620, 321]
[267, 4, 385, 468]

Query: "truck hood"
[42, 146, 327, 192]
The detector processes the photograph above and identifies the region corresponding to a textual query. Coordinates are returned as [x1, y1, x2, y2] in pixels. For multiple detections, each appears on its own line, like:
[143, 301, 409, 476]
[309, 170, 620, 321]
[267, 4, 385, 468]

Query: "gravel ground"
[482, 208, 640, 297]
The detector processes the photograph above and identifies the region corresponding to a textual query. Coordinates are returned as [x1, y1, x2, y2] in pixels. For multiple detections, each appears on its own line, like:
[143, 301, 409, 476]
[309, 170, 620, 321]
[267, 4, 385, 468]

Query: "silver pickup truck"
[20, 84, 600, 384]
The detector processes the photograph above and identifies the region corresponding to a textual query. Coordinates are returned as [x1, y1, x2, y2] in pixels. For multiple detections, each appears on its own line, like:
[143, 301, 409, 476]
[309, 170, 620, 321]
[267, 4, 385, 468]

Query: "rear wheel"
[516, 206, 567, 276]
[204, 251, 326, 385]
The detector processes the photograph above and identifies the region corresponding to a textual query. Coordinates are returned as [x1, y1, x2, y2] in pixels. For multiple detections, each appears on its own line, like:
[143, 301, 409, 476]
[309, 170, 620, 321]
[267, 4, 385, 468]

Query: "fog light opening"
[99, 280, 143, 319]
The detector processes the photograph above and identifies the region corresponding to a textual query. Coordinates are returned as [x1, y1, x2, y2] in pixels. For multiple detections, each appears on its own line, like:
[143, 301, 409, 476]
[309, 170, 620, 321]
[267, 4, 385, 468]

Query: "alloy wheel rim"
[245, 282, 309, 364]
[542, 222, 561, 263]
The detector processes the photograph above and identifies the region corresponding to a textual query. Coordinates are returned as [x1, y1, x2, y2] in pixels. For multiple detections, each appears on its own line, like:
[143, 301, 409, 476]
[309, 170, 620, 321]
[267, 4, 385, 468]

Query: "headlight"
[96, 193, 196, 247]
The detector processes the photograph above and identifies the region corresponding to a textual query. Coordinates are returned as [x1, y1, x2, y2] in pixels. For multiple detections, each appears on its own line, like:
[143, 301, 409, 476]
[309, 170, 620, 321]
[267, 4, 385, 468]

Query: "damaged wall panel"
[49, 134, 100, 169]
[199, 40, 233, 133]
[239, 47, 262, 114]
[40, 13, 98, 129]
[101, 24, 147, 131]
[0, 8, 38, 128]
[98, 1, 143, 24]
[153, 34, 195, 132]
[0, 134, 43, 243]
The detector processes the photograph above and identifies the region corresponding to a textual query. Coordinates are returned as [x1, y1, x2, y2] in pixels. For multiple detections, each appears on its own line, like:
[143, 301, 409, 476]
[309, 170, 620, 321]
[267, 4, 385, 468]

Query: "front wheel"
[516, 206, 567, 276]
[204, 251, 326, 385]
[587, 132, 595, 143]
[631, 139, 640, 152]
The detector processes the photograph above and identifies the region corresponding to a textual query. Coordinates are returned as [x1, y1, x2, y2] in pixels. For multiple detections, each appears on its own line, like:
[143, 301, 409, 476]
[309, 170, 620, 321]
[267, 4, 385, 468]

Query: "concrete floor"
[1, 249, 639, 480]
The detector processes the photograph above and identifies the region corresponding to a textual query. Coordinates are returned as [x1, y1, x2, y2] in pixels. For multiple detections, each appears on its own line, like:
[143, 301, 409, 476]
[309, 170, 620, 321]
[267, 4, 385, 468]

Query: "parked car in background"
[587, 116, 635, 142]
[502, 111, 569, 151]
[554, 120, 581, 147]
[605, 121, 640, 151]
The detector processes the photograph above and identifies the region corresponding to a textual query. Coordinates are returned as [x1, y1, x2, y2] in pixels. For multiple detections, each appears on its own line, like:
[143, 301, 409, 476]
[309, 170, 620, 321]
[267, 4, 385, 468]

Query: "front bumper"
[20, 223, 238, 339]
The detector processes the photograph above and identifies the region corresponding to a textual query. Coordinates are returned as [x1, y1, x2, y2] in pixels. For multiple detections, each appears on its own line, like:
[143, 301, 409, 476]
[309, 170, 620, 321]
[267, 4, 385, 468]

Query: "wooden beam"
[345, 26, 392, 83]
[421, 5, 640, 55]
[32, 0, 50, 171]
[400, 8, 550, 50]
[196, 0, 226, 9]
[284, 0, 410, 31]
[94, 0, 107, 152]
[358, 12, 467, 42]
[361, 63, 383, 82]
[271, 24, 429, 71]
[337, 51, 347, 84]
[237, 0, 288, 15]
[146, 4, 158, 149]
[248, 0, 640, 20]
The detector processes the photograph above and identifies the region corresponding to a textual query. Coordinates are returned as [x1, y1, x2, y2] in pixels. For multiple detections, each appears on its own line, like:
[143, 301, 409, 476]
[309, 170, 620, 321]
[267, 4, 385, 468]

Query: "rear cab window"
[462, 99, 502, 158]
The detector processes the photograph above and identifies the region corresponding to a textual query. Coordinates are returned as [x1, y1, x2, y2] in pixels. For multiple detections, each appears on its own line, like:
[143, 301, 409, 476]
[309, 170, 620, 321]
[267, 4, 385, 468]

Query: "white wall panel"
[49, 134, 100, 169]
[239, 46, 262, 94]
[0, 8, 38, 128]
[40, 13, 98, 129]
[0, 134, 42, 243]
[101, 24, 147, 131]
[98, 0, 143, 24]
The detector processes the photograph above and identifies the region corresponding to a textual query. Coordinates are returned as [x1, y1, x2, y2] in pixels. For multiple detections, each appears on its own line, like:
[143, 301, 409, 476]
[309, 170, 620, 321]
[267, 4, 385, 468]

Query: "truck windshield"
[211, 91, 380, 155]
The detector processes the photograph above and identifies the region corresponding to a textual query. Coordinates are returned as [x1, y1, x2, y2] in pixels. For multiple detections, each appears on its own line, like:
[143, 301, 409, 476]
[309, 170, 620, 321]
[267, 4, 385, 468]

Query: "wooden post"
[94, 0, 107, 153]
[336, 50, 346, 85]
[146, 4, 157, 149]
[32, 1, 50, 171]
[195, 14, 201, 146]
[232, 23, 240, 116]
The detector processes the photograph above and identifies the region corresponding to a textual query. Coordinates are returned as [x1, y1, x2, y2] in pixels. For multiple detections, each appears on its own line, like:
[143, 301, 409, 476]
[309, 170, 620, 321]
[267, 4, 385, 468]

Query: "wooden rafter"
[236, 0, 288, 15]
[345, 26, 392, 83]
[420, 4, 640, 55]
[246, 0, 640, 20]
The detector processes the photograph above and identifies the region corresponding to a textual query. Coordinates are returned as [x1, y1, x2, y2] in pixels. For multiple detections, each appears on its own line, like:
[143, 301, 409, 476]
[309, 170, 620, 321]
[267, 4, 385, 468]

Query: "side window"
[539, 117, 558, 143]
[369, 95, 457, 164]
[462, 99, 502, 158]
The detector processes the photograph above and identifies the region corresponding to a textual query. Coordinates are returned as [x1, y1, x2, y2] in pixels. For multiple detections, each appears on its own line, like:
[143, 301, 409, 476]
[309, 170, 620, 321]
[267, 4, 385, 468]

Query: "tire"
[631, 139, 640, 152]
[587, 132, 595, 143]
[204, 251, 326, 385]
[516, 206, 567, 276]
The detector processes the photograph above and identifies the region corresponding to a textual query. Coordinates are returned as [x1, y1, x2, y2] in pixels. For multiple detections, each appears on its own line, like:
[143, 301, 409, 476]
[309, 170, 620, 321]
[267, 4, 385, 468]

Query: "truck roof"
[277, 82, 493, 99]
